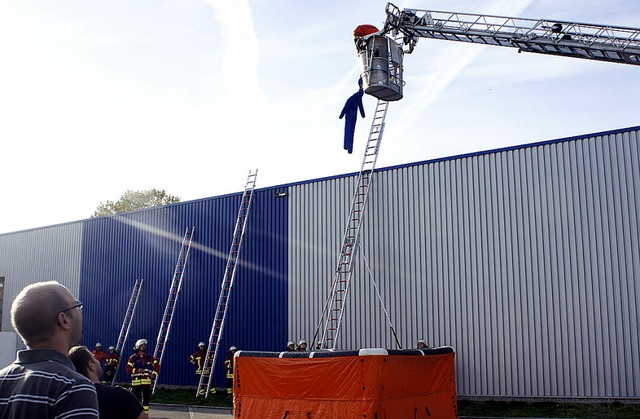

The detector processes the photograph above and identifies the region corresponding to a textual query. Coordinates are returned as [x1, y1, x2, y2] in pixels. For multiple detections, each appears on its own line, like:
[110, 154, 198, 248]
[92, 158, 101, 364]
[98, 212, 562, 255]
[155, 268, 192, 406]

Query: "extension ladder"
[314, 100, 389, 350]
[152, 226, 196, 393]
[196, 170, 258, 397]
[111, 278, 144, 385]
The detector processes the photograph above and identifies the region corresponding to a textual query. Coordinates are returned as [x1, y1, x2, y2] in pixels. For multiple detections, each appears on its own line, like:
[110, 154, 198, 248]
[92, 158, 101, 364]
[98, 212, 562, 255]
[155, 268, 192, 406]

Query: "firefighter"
[125, 338, 160, 414]
[102, 346, 120, 384]
[190, 342, 215, 394]
[223, 346, 237, 394]
[286, 340, 295, 352]
[296, 340, 307, 352]
[417, 339, 429, 350]
[92, 342, 109, 366]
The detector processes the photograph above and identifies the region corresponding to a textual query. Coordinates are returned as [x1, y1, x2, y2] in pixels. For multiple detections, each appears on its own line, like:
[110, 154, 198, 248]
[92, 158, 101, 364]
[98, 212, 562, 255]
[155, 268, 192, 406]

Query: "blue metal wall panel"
[78, 188, 288, 388]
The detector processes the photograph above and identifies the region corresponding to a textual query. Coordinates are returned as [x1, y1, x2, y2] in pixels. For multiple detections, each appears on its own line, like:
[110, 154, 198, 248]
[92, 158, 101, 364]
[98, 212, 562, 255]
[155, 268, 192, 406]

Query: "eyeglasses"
[60, 301, 83, 314]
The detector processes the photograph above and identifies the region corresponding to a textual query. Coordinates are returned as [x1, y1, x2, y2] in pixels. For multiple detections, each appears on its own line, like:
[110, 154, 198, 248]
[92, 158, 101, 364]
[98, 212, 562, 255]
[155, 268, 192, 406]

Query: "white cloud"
[205, 0, 264, 103]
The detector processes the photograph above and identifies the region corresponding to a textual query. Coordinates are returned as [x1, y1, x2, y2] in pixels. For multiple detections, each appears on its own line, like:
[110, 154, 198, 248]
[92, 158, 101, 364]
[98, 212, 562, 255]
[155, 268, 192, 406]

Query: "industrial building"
[0, 125, 639, 400]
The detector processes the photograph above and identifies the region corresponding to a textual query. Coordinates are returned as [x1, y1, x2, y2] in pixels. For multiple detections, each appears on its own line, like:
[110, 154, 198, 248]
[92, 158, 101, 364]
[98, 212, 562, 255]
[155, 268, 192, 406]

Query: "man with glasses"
[69, 345, 147, 419]
[0, 281, 99, 418]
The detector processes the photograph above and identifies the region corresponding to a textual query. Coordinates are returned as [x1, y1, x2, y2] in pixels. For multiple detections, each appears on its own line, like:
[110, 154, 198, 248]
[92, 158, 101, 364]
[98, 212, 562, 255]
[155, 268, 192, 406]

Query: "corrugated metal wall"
[0, 188, 288, 388]
[79, 188, 289, 388]
[288, 127, 640, 398]
[0, 224, 83, 333]
[2, 126, 639, 399]
[78, 188, 289, 388]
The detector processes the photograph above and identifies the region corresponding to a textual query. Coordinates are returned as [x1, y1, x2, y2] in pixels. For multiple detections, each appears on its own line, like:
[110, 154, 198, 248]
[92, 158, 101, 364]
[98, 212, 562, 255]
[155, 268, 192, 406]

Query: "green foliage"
[92, 188, 181, 217]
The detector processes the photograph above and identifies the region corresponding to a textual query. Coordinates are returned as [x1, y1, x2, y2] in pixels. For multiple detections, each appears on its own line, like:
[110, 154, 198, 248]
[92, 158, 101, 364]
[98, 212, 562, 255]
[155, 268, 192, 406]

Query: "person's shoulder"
[96, 382, 124, 391]
[0, 360, 18, 372]
[96, 383, 140, 403]
[97, 383, 134, 396]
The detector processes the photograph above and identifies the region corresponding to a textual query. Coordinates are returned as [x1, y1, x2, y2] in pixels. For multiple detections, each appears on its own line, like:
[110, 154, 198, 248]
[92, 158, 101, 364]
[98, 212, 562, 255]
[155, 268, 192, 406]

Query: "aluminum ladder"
[313, 100, 389, 350]
[152, 226, 196, 393]
[196, 170, 258, 397]
[111, 278, 144, 385]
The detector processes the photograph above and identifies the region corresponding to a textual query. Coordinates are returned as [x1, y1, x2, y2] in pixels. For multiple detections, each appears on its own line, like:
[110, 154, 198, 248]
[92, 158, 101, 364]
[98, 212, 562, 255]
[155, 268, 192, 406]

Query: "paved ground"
[149, 405, 570, 419]
[150, 405, 233, 419]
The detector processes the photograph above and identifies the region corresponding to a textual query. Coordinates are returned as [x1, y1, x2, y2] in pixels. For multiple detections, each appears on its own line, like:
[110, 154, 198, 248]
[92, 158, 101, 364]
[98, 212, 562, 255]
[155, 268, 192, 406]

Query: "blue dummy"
[339, 79, 365, 154]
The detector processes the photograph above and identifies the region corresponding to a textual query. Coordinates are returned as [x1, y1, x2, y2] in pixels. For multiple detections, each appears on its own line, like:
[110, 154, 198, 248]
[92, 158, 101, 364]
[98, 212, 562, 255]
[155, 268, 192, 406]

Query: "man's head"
[11, 281, 83, 350]
[95, 343, 103, 351]
[69, 345, 103, 383]
[198, 342, 206, 350]
[108, 346, 116, 354]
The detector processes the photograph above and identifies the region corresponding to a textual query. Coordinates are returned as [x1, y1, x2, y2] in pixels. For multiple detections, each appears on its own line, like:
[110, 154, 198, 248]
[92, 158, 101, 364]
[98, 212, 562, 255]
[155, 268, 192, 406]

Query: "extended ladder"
[111, 278, 144, 385]
[196, 170, 258, 397]
[152, 226, 196, 393]
[384, 3, 640, 66]
[313, 100, 389, 350]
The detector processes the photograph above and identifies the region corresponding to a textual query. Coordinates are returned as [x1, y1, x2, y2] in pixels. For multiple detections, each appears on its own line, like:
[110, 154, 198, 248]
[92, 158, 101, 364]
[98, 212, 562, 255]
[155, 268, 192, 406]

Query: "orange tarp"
[233, 350, 457, 418]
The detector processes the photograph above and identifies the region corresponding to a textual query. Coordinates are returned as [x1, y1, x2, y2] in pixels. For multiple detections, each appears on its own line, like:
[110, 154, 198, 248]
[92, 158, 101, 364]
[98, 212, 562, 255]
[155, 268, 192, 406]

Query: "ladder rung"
[319, 101, 386, 346]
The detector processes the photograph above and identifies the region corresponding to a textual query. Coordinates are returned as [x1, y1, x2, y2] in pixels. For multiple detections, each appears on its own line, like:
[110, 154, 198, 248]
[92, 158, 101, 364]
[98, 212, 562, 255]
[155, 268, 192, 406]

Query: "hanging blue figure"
[339, 78, 365, 154]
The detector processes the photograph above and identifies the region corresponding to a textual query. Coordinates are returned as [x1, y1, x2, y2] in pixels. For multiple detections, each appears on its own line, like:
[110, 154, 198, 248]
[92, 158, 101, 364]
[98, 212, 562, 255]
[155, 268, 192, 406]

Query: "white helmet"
[108, 346, 115, 351]
[298, 340, 307, 346]
[135, 339, 147, 349]
[95, 342, 102, 348]
[229, 346, 237, 352]
[198, 342, 206, 348]
[287, 340, 295, 346]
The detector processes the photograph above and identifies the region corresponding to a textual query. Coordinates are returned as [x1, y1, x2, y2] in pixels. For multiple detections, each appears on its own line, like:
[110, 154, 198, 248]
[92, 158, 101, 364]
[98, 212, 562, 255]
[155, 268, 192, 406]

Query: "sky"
[0, 0, 638, 235]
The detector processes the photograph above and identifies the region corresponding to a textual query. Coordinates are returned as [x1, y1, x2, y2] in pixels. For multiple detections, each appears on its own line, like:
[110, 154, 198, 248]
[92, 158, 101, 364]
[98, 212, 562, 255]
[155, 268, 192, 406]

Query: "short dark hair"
[68, 345, 92, 378]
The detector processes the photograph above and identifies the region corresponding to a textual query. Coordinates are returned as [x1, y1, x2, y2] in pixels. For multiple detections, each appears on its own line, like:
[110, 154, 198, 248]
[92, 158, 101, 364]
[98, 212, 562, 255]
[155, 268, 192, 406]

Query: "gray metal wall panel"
[0, 224, 83, 332]
[288, 128, 640, 399]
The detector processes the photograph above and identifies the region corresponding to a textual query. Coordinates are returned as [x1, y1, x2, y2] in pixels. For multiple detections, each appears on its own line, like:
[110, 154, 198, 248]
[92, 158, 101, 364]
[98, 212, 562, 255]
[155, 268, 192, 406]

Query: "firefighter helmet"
[135, 339, 147, 349]
[198, 342, 206, 348]
[229, 346, 237, 352]
[95, 342, 102, 348]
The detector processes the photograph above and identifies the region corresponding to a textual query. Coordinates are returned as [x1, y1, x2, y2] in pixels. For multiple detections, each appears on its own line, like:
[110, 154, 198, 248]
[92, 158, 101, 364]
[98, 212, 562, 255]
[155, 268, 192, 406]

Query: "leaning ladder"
[152, 226, 196, 393]
[111, 278, 144, 385]
[313, 100, 389, 350]
[196, 170, 258, 397]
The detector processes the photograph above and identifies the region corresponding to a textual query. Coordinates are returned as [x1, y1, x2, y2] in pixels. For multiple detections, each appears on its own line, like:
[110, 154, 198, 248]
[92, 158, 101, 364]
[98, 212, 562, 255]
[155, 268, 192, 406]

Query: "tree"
[92, 188, 181, 217]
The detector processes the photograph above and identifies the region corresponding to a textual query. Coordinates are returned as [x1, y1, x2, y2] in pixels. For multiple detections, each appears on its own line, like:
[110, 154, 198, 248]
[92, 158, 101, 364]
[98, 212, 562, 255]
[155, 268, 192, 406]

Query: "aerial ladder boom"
[383, 2, 640, 66]
[358, 3, 640, 102]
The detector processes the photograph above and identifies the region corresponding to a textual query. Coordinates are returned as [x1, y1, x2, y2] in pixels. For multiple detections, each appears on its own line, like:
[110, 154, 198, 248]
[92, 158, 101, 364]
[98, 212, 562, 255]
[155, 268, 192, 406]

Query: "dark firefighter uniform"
[125, 338, 160, 414]
[224, 346, 237, 394]
[190, 342, 216, 394]
[92, 343, 109, 365]
[102, 346, 120, 384]
[189, 343, 207, 375]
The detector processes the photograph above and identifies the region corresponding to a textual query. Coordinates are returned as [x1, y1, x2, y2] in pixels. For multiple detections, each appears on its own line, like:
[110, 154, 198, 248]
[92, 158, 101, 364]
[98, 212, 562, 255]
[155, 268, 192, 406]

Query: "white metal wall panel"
[0, 224, 83, 333]
[288, 128, 640, 399]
